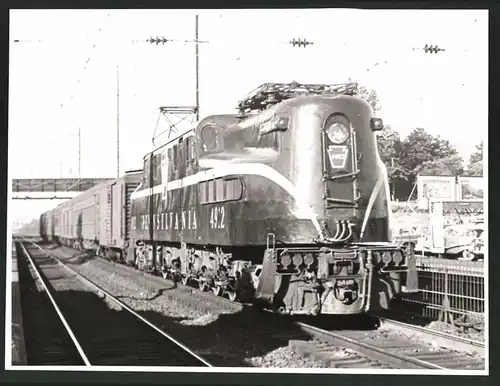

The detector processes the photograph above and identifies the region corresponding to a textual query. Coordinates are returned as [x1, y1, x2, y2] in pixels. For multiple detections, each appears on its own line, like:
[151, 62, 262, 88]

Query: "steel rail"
[17, 241, 91, 366]
[375, 315, 485, 357]
[22, 239, 212, 367]
[295, 321, 446, 369]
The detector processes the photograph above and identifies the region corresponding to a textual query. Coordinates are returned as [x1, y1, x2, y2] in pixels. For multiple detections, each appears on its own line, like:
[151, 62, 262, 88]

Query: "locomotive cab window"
[258, 130, 279, 150]
[201, 125, 220, 152]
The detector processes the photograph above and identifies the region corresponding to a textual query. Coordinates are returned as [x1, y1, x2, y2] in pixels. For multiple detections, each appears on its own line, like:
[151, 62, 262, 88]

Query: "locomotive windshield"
[201, 125, 219, 152]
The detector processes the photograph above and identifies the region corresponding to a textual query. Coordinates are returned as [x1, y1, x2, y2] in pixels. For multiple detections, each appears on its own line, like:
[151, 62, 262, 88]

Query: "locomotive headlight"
[326, 123, 350, 144]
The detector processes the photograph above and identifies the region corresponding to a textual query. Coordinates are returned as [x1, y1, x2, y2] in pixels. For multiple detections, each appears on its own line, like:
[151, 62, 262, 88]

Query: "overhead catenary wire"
[14, 13, 114, 182]
[13, 14, 476, 183]
[59, 12, 113, 110]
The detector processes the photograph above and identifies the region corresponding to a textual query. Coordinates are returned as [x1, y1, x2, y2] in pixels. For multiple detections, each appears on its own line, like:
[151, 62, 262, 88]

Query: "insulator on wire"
[289, 38, 313, 48]
[423, 44, 445, 54]
[146, 36, 169, 45]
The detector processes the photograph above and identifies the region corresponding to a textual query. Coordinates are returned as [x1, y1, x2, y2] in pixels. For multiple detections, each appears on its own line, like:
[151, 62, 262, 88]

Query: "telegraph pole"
[117, 65, 120, 178]
[78, 126, 81, 178]
[195, 14, 200, 121]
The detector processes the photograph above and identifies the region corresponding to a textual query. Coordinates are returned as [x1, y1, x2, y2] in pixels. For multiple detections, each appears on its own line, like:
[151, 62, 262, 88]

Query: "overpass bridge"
[11, 178, 113, 200]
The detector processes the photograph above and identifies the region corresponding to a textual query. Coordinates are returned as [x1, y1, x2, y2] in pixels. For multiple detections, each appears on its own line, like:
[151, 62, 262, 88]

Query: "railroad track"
[375, 316, 485, 357]
[16, 240, 212, 367]
[293, 320, 485, 370]
[24, 240, 486, 370]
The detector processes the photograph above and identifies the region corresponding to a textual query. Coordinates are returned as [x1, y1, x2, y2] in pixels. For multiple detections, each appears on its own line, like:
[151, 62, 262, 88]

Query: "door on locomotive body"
[184, 134, 198, 177]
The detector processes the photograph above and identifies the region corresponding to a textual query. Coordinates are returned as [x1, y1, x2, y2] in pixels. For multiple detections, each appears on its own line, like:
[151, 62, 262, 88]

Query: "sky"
[8, 9, 488, 223]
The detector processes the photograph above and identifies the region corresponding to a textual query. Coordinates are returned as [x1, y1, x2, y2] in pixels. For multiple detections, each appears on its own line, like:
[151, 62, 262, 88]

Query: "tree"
[395, 127, 463, 200]
[349, 79, 381, 113]
[376, 125, 409, 199]
[466, 141, 483, 176]
[418, 155, 465, 176]
[401, 128, 461, 177]
[430, 136, 458, 159]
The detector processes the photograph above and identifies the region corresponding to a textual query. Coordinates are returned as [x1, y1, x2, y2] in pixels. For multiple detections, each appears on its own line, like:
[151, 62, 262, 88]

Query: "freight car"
[128, 82, 419, 315]
[38, 171, 141, 261]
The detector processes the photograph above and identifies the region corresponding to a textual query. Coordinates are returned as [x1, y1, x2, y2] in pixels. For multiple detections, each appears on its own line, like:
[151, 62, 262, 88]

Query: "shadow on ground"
[21, 242, 386, 368]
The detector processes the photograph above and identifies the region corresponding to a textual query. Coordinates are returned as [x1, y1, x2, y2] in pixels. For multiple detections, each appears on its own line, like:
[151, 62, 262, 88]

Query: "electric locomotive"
[129, 82, 418, 315]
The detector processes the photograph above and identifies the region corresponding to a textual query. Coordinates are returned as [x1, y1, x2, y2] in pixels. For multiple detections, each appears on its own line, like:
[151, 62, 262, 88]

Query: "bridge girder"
[11, 178, 112, 195]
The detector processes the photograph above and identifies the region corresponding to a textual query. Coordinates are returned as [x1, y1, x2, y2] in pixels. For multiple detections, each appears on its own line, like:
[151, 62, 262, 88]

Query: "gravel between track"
[426, 320, 484, 343]
[42, 244, 326, 368]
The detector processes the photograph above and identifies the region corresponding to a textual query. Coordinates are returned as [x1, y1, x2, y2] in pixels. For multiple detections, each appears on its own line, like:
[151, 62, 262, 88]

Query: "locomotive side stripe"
[130, 163, 322, 233]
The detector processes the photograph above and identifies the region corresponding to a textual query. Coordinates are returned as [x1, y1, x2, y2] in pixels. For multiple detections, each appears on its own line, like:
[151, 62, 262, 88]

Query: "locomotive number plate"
[327, 145, 349, 169]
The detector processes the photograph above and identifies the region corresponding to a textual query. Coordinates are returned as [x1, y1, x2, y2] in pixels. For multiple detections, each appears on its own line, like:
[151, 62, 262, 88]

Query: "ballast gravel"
[426, 320, 484, 342]
[245, 346, 324, 368]
[75, 263, 210, 321]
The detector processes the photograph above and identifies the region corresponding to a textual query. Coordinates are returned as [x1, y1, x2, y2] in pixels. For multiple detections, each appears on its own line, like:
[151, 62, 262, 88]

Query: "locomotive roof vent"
[236, 81, 358, 113]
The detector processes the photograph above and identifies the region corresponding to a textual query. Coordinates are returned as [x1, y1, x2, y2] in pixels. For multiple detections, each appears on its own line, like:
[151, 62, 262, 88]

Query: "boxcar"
[97, 170, 142, 261]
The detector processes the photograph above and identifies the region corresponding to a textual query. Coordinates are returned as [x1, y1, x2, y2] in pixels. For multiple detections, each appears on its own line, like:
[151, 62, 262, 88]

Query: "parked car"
[415, 223, 484, 259]
[393, 225, 428, 249]
[461, 226, 485, 261]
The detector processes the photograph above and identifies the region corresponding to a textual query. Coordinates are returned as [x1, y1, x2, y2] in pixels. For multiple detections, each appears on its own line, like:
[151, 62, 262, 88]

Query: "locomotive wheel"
[199, 281, 207, 292]
[213, 285, 223, 297]
[226, 290, 237, 302]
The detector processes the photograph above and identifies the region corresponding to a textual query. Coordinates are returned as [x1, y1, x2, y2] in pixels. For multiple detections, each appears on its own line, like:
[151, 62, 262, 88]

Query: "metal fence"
[397, 257, 484, 328]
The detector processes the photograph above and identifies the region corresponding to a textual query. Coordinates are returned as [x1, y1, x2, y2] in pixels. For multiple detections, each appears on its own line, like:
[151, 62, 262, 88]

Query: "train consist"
[38, 171, 142, 259]
[33, 81, 418, 316]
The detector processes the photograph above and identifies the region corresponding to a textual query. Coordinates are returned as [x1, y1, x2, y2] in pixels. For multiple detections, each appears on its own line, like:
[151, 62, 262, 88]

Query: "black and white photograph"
[6, 8, 488, 376]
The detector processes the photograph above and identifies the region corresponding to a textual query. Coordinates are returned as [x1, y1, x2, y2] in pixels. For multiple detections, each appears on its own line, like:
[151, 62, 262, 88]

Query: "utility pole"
[144, 15, 201, 121]
[195, 14, 200, 121]
[117, 65, 120, 178]
[78, 126, 81, 178]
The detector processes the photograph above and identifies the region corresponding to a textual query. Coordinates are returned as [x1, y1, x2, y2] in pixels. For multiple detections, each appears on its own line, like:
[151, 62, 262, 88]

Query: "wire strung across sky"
[13, 23, 471, 122]
[58, 12, 113, 110]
